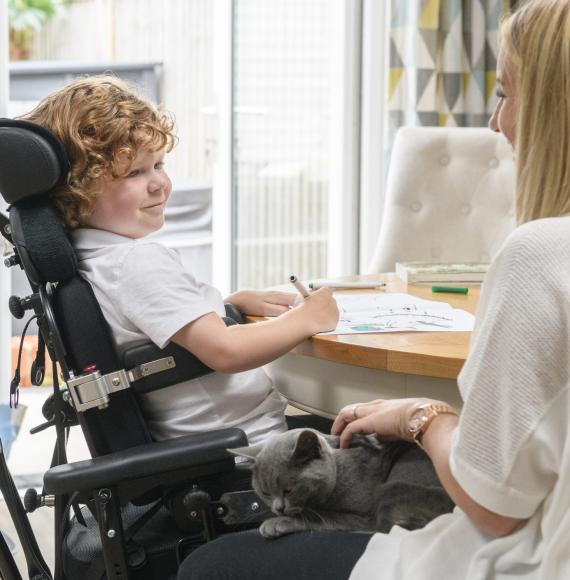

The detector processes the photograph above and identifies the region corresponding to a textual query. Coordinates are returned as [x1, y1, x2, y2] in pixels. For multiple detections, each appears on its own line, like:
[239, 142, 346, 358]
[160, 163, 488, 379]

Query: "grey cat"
[231, 428, 454, 539]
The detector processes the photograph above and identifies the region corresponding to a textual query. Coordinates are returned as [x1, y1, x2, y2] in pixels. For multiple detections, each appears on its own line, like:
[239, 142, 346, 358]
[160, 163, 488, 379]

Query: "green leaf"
[8, 0, 70, 31]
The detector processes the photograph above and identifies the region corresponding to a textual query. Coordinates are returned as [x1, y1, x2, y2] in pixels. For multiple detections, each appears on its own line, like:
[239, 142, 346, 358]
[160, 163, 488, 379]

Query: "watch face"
[408, 416, 424, 433]
[408, 404, 458, 445]
[408, 407, 430, 435]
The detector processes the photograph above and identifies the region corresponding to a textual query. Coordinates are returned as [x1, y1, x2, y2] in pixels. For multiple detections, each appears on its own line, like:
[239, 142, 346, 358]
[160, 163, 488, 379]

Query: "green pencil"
[432, 286, 469, 295]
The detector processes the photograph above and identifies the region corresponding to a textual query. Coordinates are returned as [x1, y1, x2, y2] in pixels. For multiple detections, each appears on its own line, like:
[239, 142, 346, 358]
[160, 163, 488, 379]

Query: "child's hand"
[298, 288, 339, 333]
[226, 290, 297, 316]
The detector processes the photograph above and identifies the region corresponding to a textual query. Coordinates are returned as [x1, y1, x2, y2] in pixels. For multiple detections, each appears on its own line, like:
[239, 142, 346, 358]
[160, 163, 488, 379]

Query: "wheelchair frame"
[0, 120, 270, 580]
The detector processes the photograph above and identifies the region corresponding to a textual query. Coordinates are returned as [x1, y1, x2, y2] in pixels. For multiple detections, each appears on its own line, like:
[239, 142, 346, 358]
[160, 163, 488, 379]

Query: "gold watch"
[408, 403, 459, 449]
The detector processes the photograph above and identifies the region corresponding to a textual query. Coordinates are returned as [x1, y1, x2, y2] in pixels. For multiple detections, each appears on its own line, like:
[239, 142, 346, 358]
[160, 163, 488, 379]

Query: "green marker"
[432, 286, 469, 295]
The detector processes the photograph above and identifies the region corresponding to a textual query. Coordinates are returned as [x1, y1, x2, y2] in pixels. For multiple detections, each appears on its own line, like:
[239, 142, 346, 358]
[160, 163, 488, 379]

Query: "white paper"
[322, 293, 475, 335]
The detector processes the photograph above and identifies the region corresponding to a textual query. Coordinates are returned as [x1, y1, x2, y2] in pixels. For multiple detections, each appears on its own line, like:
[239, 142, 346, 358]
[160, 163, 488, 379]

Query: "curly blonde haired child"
[23, 75, 176, 229]
[23, 75, 338, 444]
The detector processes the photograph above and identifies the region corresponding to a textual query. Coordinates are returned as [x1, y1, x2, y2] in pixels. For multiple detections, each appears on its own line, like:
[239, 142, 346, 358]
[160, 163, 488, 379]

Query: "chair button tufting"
[410, 201, 422, 212]
[431, 246, 442, 259]
[440, 155, 450, 166]
[461, 203, 471, 215]
[488, 158, 499, 168]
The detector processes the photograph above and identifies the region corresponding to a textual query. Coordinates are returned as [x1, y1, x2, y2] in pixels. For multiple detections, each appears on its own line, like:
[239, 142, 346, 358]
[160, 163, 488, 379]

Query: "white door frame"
[359, 0, 389, 273]
[211, 0, 234, 296]
[327, 0, 363, 277]
[0, 0, 12, 402]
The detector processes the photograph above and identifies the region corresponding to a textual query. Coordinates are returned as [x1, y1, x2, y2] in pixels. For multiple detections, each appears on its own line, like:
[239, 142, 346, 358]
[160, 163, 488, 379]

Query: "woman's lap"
[178, 416, 364, 578]
[178, 529, 373, 580]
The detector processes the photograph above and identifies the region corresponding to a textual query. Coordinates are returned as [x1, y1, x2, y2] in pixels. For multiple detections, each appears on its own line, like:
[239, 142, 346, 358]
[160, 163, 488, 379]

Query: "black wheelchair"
[0, 118, 274, 580]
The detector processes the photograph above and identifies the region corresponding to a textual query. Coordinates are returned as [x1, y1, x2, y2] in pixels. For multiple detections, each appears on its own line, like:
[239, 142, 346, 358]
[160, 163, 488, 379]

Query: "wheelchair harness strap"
[67, 356, 176, 413]
[127, 356, 176, 382]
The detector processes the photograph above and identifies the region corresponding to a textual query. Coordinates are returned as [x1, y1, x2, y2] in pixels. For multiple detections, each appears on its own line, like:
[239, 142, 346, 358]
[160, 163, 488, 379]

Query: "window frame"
[1, 0, 12, 400]
[327, 0, 363, 277]
[359, 0, 389, 273]
[211, 0, 234, 295]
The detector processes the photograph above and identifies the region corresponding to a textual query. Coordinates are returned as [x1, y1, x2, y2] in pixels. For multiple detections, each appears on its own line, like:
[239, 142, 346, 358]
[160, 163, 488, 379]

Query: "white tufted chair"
[367, 126, 517, 274]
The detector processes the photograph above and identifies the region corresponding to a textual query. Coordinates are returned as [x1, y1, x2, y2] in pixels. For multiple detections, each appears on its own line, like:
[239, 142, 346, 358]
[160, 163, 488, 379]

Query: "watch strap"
[409, 403, 458, 449]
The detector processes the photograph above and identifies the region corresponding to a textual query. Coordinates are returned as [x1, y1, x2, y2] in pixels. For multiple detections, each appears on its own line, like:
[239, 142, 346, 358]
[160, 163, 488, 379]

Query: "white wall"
[0, 0, 11, 400]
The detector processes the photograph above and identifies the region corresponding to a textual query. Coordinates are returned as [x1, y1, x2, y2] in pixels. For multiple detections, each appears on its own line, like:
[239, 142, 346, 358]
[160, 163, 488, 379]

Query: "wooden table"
[260, 274, 479, 418]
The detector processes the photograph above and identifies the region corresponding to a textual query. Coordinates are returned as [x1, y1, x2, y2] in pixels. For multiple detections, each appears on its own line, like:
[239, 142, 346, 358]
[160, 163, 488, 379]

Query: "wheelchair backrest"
[0, 119, 153, 456]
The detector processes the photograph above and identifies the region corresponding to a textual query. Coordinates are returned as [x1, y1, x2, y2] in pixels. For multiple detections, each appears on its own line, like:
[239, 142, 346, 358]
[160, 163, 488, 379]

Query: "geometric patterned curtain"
[387, 0, 513, 149]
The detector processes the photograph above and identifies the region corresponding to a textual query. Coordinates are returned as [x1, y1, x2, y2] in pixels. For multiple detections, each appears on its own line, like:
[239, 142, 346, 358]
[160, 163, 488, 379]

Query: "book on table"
[395, 261, 490, 284]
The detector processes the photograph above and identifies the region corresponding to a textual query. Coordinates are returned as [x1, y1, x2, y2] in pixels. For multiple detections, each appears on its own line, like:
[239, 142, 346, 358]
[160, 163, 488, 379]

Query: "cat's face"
[231, 429, 337, 516]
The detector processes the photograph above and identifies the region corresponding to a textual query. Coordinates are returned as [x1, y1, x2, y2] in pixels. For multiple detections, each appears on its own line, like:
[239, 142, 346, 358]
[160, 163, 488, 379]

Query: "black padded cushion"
[53, 276, 122, 375]
[0, 118, 70, 204]
[9, 199, 77, 284]
[53, 276, 153, 456]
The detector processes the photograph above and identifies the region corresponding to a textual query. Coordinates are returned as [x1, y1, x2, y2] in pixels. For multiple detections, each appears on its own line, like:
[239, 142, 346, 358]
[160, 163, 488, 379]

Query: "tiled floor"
[0, 497, 55, 575]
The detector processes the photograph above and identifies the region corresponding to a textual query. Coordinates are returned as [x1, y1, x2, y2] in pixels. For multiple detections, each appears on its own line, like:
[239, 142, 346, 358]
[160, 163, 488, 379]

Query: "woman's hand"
[225, 290, 297, 317]
[331, 397, 436, 448]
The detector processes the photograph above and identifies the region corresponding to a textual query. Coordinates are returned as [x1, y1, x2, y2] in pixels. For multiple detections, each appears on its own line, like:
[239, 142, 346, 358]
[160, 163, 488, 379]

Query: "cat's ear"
[292, 430, 322, 463]
[228, 443, 264, 463]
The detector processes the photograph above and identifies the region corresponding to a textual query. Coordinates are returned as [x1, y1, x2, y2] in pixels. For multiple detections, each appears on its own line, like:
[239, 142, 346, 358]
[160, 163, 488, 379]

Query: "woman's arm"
[171, 288, 338, 373]
[421, 413, 524, 538]
[332, 399, 525, 538]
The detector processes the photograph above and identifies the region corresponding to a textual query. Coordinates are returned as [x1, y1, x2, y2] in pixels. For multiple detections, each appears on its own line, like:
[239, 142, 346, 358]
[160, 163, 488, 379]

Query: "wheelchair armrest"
[43, 427, 247, 495]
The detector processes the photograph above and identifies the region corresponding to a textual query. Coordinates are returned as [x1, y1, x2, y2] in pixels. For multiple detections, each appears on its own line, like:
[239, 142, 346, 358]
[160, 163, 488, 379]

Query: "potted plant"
[8, 0, 73, 60]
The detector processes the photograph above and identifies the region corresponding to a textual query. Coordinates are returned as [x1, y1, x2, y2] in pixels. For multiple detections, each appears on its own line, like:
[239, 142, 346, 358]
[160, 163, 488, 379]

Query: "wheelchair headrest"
[0, 118, 70, 204]
[10, 199, 77, 284]
[0, 119, 76, 283]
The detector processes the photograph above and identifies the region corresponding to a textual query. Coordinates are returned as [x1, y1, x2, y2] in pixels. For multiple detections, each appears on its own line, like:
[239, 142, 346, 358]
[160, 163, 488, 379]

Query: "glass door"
[212, 0, 363, 293]
[232, 0, 334, 290]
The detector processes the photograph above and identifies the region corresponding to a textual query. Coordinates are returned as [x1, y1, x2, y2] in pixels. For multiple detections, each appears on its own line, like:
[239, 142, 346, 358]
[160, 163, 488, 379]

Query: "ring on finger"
[350, 404, 359, 420]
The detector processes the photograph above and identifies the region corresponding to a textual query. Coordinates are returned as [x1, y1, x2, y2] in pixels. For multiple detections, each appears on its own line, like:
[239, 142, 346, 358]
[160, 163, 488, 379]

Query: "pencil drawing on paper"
[325, 293, 475, 335]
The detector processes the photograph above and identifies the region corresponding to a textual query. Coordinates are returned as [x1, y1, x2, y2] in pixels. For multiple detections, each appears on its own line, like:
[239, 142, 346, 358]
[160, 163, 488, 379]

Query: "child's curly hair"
[21, 75, 176, 229]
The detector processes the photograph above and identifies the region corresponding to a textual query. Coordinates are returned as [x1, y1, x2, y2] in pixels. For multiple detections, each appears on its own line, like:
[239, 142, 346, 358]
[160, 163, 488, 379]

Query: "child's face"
[84, 146, 172, 238]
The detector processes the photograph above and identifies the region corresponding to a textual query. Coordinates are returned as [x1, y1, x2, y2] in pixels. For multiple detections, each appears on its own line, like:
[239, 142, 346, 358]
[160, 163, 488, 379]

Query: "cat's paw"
[259, 516, 303, 539]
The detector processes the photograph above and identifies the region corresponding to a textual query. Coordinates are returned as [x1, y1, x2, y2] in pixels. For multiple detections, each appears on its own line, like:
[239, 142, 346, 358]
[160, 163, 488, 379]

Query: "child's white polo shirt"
[72, 227, 287, 445]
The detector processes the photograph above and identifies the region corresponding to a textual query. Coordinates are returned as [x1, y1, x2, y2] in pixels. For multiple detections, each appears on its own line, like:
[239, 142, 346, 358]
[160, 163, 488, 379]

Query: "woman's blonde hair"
[501, 0, 570, 223]
[21, 75, 176, 229]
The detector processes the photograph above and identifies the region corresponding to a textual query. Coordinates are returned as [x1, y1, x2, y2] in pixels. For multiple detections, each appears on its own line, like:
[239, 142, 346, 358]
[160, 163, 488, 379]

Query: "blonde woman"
[179, 1, 570, 578]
